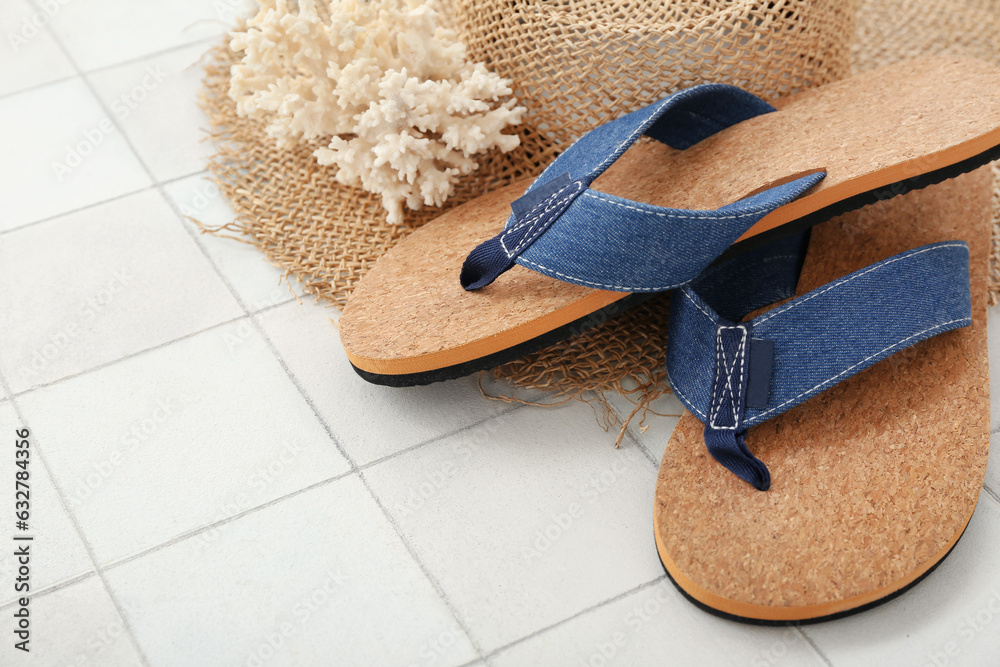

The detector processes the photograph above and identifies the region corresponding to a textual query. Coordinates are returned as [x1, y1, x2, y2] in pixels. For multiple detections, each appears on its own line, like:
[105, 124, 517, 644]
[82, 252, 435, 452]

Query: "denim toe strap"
[461, 83, 826, 292]
[666, 238, 973, 490]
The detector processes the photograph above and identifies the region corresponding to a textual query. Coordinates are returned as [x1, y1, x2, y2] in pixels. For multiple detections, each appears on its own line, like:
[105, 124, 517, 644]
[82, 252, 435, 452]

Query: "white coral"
[229, 0, 524, 223]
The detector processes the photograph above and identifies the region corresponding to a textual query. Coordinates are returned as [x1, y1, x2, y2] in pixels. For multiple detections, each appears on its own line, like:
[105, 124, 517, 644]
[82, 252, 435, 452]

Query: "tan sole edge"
[341, 57, 1000, 379]
[653, 501, 976, 622]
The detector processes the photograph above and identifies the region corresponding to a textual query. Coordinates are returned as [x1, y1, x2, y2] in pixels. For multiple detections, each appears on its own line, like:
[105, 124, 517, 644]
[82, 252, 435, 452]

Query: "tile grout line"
[355, 403, 526, 473]
[0, 405, 531, 621]
[480, 575, 668, 661]
[19, 8, 166, 662]
[11, 312, 246, 400]
[245, 306, 492, 660]
[0, 368, 152, 666]
[247, 307, 493, 659]
[0, 33, 225, 104]
[11, 297, 287, 402]
[795, 627, 835, 667]
[620, 423, 658, 468]
[18, 9, 170, 666]
[107, 34, 502, 653]
[0, 169, 210, 240]
[0, 571, 97, 613]
[100, 469, 357, 572]
[0, 184, 155, 238]
[80, 34, 224, 78]
[0, 73, 77, 101]
[606, 395, 679, 468]
[984, 484, 1000, 506]
[102, 391, 520, 574]
[22, 404, 526, 588]
[80, 30, 497, 655]
[355, 469, 488, 660]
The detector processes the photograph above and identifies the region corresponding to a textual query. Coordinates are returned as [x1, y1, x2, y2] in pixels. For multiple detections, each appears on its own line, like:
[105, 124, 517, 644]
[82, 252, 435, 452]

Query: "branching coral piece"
[229, 0, 524, 223]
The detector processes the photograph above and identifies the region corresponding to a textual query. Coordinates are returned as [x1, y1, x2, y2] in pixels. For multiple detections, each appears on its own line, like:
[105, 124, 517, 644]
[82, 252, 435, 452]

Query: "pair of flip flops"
[340, 57, 1000, 623]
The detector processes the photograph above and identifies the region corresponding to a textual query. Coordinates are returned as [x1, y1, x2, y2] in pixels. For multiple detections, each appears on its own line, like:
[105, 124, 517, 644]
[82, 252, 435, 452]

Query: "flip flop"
[654, 167, 991, 623]
[340, 56, 1000, 386]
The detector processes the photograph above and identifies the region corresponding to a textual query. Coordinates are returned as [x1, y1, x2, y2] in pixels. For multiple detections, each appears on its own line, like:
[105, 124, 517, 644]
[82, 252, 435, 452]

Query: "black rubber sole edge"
[656, 509, 973, 626]
[352, 141, 1000, 387]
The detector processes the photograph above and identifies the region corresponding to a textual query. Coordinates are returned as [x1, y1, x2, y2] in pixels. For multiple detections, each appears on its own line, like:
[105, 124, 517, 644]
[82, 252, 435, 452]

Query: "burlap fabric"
[198, 0, 998, 434]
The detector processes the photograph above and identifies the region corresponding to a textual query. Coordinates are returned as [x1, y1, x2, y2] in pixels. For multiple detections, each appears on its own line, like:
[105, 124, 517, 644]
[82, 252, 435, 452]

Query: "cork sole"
[653, 168, 992, 623]
[340, 57, 1000, 385]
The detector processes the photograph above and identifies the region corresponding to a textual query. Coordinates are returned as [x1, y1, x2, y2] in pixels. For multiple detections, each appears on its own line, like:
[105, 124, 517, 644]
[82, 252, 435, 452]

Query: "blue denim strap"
[461, 83, 826, 291]
[667, 239, 973, 490]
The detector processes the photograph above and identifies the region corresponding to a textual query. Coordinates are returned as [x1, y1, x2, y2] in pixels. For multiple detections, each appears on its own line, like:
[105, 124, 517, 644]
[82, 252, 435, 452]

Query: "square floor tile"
[0, 403, 93, 606]
[106, 475, 479, 667]
[0, 0, 75, 96]
[259, 300, 511, 466]
[364, 402, 663, 651]
[163, 173, 299, 312]
[492, 578, 826, 666]
[48, 0, 253, 72]
[805, 497, 1000, 666]
[0, 576, 144, 666]
[88, 42, 215, 183]
[17, 320, 350, 562]
[0, 78, 151, 232]
[0, 189, 243, 394]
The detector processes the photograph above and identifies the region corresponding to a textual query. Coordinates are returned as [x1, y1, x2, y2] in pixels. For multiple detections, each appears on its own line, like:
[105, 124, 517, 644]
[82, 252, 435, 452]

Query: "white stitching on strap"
[666, 371, 708, 420]
[751, 317, 971, 422]
[518, 257, 692, 292]
[590, 96, 674, 176]
[581, 190, 764, 221]
[507, 183, 584, 257]
[499, 182, 583, 258]
[681, 288, 715, 322]
[754, 244, 967, 325]
[708, 325, 746, 430]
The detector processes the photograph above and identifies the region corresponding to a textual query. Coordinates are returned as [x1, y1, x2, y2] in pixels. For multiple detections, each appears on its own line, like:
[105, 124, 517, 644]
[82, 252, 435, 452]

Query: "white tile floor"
[1, 2, 999, 665]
